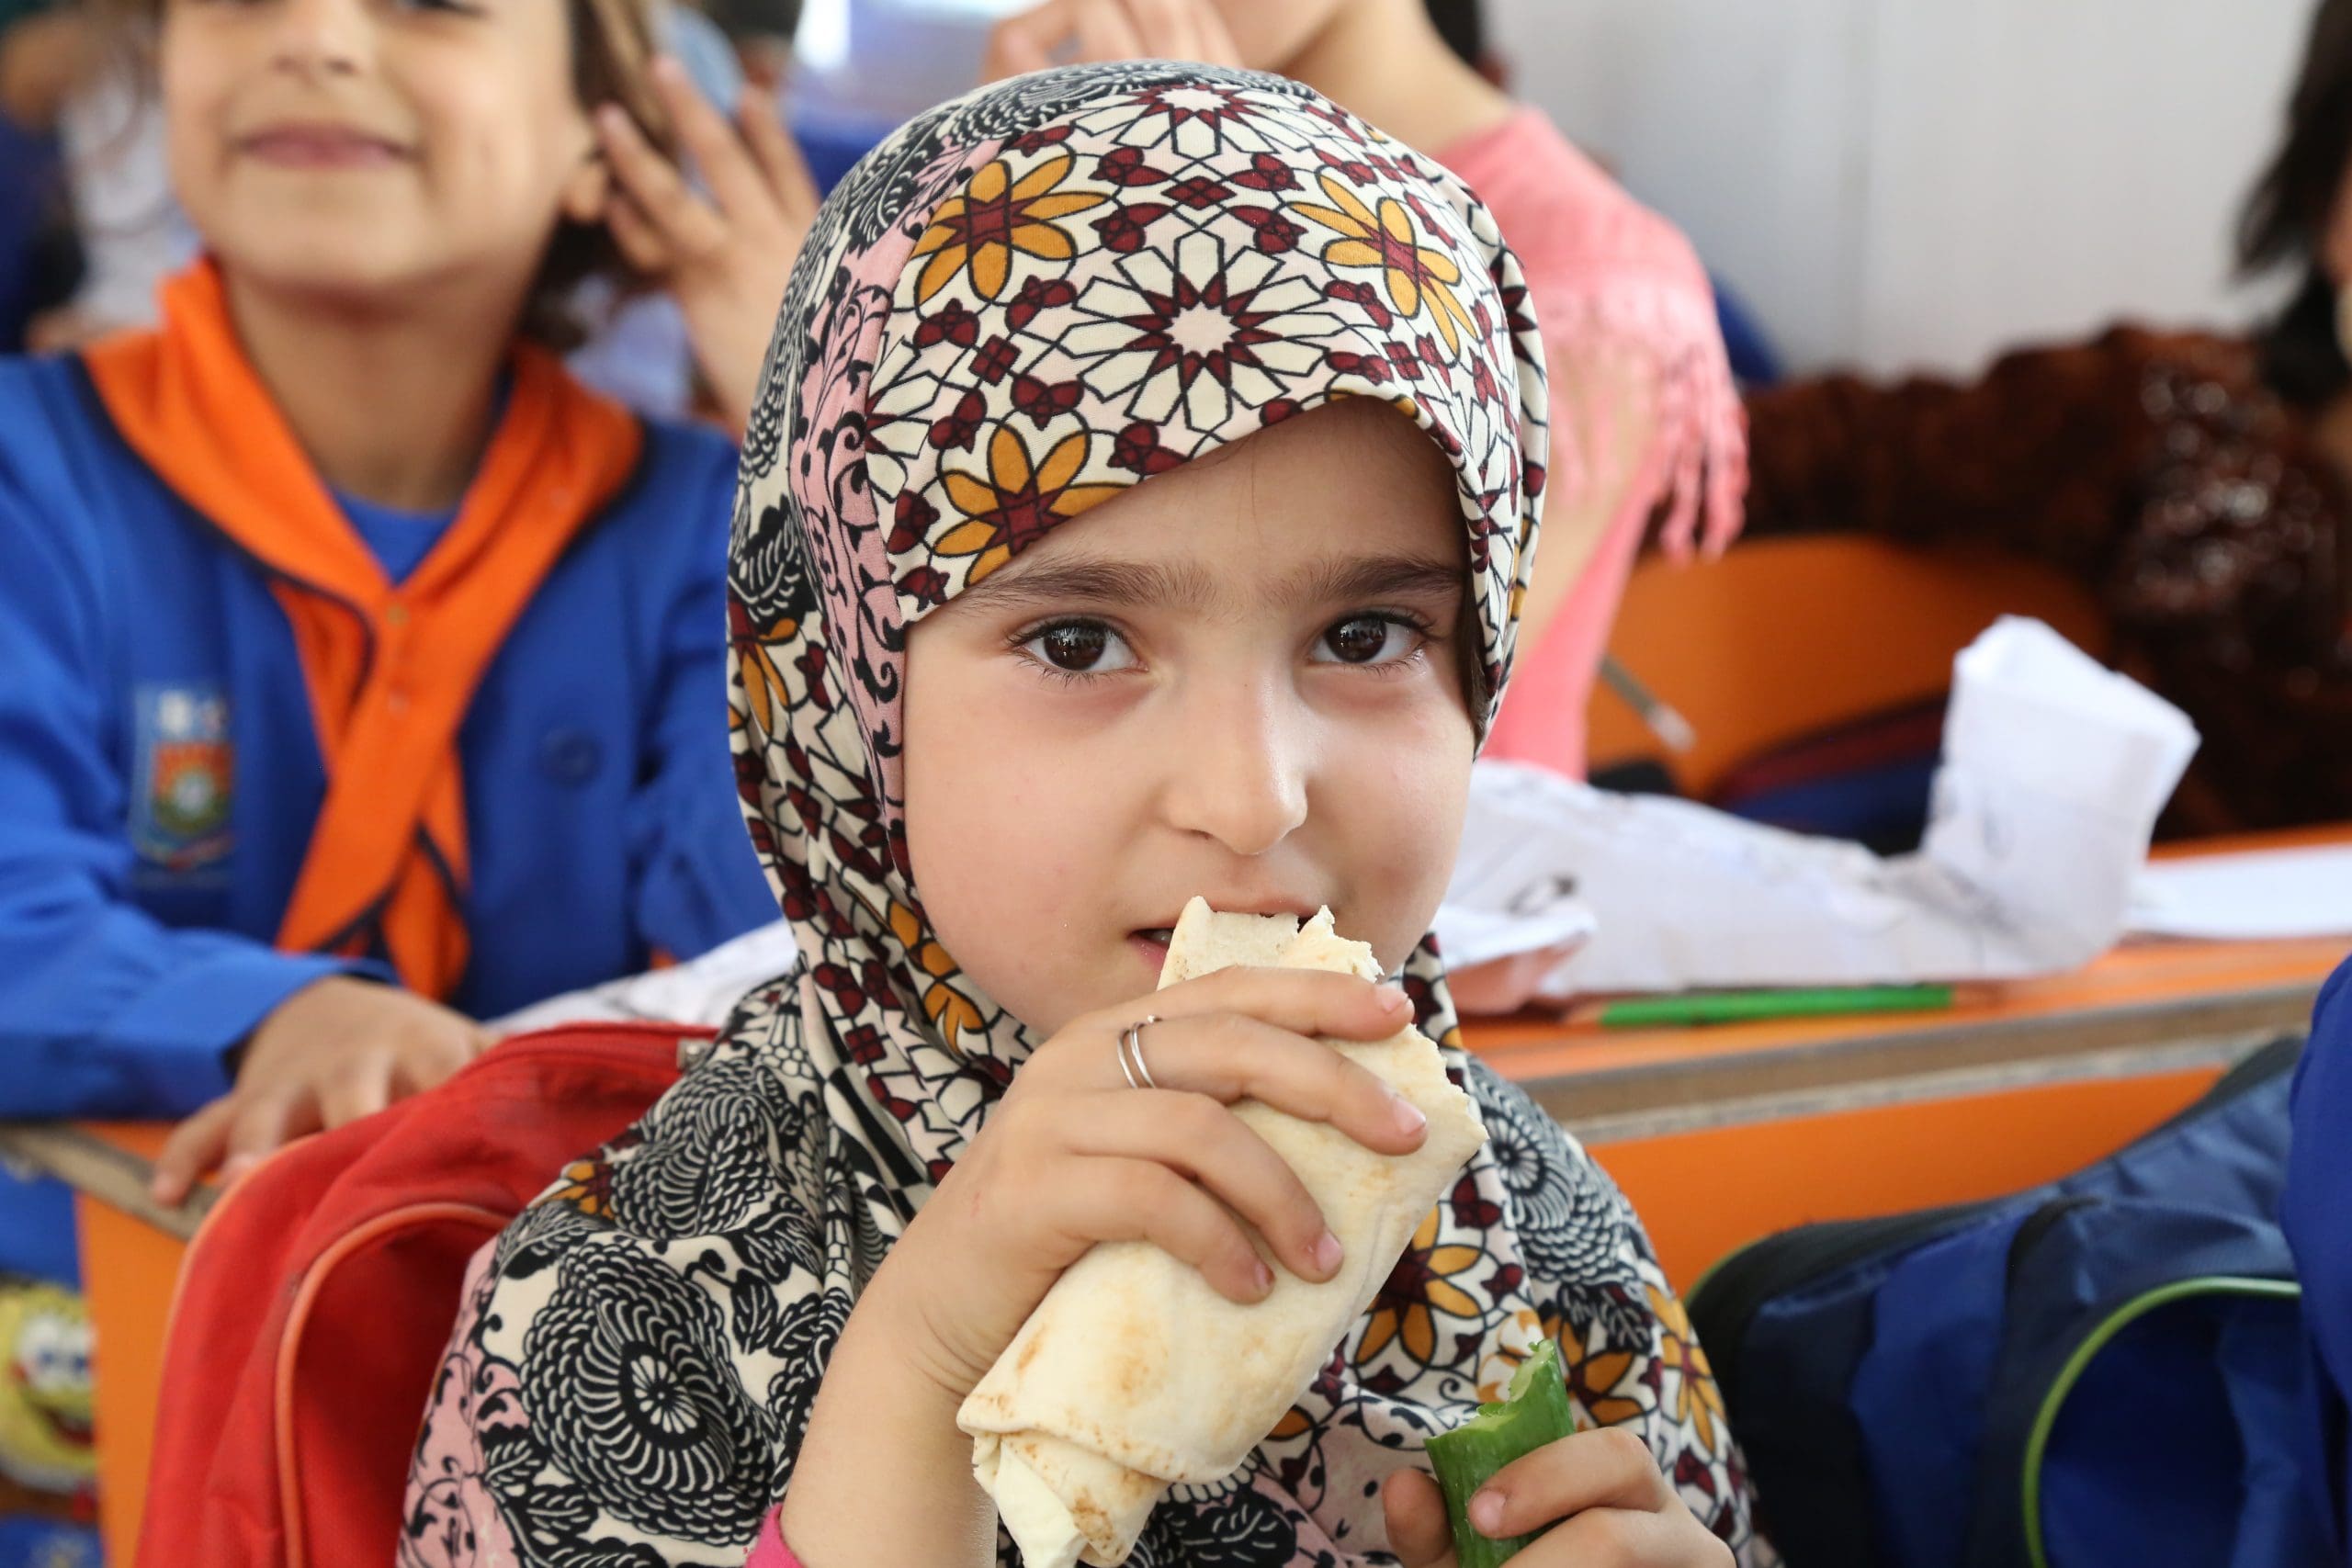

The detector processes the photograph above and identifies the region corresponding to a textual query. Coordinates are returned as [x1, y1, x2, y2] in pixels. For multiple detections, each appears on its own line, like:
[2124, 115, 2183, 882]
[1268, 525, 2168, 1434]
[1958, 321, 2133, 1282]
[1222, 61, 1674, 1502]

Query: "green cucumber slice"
[1423, 1339, 1579, 1567]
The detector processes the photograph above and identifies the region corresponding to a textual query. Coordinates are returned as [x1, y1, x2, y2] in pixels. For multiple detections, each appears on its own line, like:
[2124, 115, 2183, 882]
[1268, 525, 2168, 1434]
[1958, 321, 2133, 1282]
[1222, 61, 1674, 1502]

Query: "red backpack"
[137, 1022, 700, 1568]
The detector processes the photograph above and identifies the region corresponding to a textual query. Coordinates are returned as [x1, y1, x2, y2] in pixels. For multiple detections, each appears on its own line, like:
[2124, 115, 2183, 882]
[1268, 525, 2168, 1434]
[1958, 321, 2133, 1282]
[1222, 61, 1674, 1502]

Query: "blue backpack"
[1687, 1038, 2324, 1568]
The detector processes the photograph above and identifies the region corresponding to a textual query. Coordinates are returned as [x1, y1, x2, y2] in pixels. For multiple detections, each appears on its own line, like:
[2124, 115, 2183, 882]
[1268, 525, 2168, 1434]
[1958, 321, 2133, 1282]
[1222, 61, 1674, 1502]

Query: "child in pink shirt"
[1440, 107, 1746, 775]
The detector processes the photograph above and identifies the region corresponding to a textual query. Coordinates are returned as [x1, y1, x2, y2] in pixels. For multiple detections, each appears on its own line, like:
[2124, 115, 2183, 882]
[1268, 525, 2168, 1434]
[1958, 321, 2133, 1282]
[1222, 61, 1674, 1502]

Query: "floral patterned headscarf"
[404, 63, 1759, 1568]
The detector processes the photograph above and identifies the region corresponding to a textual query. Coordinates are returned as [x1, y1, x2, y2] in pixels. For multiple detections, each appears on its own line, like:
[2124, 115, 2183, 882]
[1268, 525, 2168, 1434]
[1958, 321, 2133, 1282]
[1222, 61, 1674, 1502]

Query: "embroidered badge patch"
[131, 685, 232, 872]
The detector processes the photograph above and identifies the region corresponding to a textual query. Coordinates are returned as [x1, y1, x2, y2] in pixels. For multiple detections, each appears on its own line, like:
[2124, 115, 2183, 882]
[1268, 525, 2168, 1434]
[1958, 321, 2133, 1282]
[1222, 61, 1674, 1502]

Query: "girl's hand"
[983, 0, 1241, 82]
[870, 964, 1432, 1398]
[1381, 1429, 1734, 1567]
[595, 56, 819, 437]
[151, 976, 492, 1205]
[1443, 938, 1587, 1017]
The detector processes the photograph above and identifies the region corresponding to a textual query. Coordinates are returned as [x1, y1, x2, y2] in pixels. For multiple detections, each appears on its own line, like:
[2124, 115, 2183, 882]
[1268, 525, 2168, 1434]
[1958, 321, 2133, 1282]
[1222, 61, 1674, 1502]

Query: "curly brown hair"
[99, 0, 680, 348]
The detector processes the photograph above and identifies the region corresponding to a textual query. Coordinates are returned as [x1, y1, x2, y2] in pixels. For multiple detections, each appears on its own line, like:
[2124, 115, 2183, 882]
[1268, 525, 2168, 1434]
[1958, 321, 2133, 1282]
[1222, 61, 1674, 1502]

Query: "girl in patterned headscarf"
[403, 63, 1761, 1568]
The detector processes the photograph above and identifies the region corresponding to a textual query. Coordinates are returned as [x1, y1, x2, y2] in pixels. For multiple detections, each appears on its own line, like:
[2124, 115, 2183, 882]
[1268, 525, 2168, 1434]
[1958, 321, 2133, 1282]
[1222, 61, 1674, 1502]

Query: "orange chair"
[1588, 536, 2110, 800]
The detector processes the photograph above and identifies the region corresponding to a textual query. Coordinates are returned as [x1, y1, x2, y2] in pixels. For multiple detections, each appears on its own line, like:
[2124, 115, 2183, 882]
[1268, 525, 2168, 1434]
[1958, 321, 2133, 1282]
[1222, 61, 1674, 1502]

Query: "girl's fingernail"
[1312, 1230, 1344, 1274]
[1250, 1258, 1274, 1294]
[1392, 1095, 1428, 1136]
[1469, 1490, 1505, 1536]
[1376, 984, 1411, 1016]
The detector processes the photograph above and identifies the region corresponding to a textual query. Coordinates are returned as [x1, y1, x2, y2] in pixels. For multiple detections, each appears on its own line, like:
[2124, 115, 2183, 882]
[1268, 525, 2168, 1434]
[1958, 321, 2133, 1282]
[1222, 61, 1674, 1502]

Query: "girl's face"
[904, 400, 1479, 1041]
[161, 0, 606, 310]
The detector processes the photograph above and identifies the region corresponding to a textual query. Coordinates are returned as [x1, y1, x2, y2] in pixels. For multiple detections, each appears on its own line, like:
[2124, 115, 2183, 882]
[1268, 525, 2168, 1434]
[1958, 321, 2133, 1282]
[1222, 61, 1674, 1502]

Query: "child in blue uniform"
[0, 0, 806, 1544]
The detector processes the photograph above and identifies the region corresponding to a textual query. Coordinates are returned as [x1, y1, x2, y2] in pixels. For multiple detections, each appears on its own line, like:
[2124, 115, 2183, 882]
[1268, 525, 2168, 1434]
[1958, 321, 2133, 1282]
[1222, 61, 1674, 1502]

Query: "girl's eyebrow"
[1271, 553, 1466, 608]
[954, 557, 1219, 615]
[953, 552, 1464, 615]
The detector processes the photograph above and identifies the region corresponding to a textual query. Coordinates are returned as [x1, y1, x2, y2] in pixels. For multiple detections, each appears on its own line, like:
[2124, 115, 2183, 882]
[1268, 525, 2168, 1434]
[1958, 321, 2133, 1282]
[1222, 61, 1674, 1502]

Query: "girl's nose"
[269, 0, 368, 79]
[1158, 675, 1311, 859]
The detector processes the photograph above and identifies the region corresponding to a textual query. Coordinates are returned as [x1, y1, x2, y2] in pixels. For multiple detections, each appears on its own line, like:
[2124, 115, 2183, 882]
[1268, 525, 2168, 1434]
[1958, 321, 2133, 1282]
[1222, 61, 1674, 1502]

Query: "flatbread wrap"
[958, 897, 1489, 1567]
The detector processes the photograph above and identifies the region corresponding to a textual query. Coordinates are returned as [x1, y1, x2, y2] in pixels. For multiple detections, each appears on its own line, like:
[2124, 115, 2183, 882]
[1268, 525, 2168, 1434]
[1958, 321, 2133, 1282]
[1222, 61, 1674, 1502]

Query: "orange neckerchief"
[85, 261, 644, 999]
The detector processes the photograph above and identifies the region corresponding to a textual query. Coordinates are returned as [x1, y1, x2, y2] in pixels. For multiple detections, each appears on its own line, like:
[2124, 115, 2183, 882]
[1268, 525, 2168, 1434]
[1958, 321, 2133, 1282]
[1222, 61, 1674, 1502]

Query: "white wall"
[1488, 0, 2314, 377]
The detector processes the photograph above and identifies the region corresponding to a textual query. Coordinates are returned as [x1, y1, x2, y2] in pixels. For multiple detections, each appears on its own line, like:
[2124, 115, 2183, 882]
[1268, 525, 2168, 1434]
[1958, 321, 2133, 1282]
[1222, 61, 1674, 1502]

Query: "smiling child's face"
[903, 399, 1479, 1041]
[160, 0, 606, 310]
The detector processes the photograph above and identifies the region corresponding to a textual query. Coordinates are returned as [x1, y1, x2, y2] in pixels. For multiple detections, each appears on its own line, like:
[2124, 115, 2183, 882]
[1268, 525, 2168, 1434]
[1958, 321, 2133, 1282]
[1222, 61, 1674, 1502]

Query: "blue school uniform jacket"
[0, 354, 775, 1124]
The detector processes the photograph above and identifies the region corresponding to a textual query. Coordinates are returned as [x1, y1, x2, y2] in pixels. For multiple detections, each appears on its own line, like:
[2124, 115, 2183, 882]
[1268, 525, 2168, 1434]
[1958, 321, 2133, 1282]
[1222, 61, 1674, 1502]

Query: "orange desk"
[1481, 825, 2348, 1131]
[10, 831, 2347, 1563]
[1485, 931, 2345, 1129]
[1499, 927, 2342, 1292]
[1487, 825, 2352, 1289]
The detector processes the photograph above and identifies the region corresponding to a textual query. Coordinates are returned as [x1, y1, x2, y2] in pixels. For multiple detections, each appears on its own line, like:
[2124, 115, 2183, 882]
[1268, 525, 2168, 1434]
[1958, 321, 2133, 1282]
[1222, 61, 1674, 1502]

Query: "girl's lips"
[237, 126, 409, 169]
[1128, 930, 1173, 980]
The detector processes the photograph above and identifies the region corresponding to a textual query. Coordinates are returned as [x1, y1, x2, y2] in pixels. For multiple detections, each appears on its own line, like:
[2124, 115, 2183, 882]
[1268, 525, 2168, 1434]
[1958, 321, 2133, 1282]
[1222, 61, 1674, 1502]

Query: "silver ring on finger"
[1118, 1016, 1161, 1091]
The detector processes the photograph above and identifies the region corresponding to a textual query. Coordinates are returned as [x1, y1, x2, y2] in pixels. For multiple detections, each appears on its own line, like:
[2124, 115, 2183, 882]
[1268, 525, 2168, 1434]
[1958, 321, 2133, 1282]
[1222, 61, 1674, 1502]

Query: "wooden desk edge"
[1498, 978, 2322, 1123]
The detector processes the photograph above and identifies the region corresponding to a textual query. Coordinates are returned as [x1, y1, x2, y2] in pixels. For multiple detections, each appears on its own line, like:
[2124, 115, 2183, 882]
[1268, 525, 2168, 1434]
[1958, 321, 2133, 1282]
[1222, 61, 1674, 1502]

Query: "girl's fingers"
[1045, 1156, 1272, 1303]
[1152, 963, 1417, 1044]
[982, 0, 1078, 80]
[1473, 1427, 1672, 1542]
[215, 1088, 316, 1185]
[604, 188, 673, 274]
[389, 1024, 487, 1100]
[1067, 1091, 1339, 1284]
[983, 0, 1235, 79]
[1073, 0, 1146, 62]
[1380, 1471, 1458, 1568]
[1699, 491, 1744, 559]
[318, 1052, 396, 1130]
[1121, 0, 1234, 63]
[1118, 0, 1193, 57]
[648, 56, 775, 232]
[1110, 1009, 1429, 1156]
[1521, 1506, 1724, 1566]
[1188, 0, 1241, 65]
[596, 103, 728, 262]
[739, 87, 820, 222]
[152, 1095, 239, 1204]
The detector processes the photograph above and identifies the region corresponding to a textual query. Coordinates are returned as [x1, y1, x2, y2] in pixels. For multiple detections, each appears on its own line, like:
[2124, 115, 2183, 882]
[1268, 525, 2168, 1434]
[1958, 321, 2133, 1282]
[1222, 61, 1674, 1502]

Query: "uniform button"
[540, 729, 604, 784]
[385, 604, 410, 627]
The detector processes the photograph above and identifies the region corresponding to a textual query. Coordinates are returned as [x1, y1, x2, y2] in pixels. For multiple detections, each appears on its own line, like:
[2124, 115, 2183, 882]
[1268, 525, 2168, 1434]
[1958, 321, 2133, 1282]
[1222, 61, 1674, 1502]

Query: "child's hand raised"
[983, 0, 1241, 82]
[150, 976, 492, 1206]
[868, 965, 1430, 1399]
[595, 57, 818, 438]
[1382, 1429, 1734, 1568]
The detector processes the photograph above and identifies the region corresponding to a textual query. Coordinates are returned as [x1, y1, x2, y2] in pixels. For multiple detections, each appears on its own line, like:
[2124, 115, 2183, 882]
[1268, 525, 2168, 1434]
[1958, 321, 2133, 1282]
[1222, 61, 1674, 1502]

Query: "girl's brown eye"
[1041, 624, 1110, 670]
[1317, 615, 1411, 665]
[1016, 619, 1136, 675]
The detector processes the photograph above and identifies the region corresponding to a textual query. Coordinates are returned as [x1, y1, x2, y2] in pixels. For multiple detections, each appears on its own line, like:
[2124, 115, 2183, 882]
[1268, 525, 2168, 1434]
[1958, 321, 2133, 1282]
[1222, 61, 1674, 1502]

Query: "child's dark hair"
[2240, 0, 2352, 407]
[1423, 0, 1485, 72]
[529, 0, 679, 348]
[99, 0, 676, 350]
